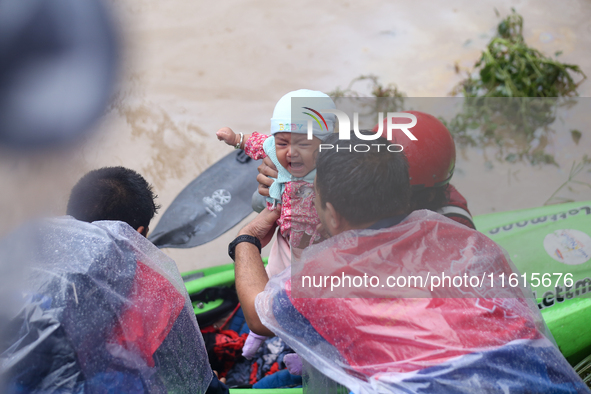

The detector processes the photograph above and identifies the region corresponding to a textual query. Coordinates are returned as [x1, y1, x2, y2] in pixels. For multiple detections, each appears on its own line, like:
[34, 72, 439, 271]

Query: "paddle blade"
[149, 150, 260, 248]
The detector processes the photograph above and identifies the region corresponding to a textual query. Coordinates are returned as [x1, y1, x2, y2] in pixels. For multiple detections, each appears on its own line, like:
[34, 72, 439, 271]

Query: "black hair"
[315, 133, 410, 225]
[66, 166, 160, 231]
[410, 184, 449, 212]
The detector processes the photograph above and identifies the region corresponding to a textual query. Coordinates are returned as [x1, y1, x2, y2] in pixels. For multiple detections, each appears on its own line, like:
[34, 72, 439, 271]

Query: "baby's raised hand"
[216, 127, 238, 146]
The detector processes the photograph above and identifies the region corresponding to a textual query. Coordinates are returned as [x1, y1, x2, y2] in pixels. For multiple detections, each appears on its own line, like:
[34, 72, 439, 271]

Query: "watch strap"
[228, 234, 262, 261]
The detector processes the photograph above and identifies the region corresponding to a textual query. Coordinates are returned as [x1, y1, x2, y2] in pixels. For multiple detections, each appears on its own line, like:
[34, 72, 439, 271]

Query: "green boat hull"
[474, 200, 591, 362]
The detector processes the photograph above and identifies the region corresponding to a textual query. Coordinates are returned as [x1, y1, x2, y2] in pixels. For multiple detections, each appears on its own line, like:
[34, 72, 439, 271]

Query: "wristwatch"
[228, 234, 262, 261]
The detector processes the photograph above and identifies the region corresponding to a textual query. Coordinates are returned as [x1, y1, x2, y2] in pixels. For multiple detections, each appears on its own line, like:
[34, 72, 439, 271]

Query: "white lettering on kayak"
[488, 206, 591, 235]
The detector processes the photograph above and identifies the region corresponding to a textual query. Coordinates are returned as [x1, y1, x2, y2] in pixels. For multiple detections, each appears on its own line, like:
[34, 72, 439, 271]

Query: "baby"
[217, 89, 336, 251]
[217, 90, 335, 363]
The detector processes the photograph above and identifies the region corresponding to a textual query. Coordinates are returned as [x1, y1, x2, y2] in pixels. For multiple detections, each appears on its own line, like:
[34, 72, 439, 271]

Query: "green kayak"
[474, 200, 591, 363]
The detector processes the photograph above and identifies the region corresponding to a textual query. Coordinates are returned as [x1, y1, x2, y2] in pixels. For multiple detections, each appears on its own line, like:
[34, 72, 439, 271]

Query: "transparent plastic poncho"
[256, 210, 588, 394]
[0, 217, 212, 394]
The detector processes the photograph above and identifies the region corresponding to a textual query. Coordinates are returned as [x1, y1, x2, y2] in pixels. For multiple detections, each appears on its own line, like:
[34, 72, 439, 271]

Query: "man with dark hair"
[314, 134, 410, 229]
[67, 167, 228, 393]
[66, 166, 228, 393]
[67, 166, 160, 237]
[232, 134, 585, 393]
[1, 167, 229, 394]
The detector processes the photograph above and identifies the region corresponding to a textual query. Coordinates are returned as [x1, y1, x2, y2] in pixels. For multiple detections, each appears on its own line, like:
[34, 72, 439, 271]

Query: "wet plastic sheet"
[0, 217, 212, 393]
[256, 210, 589, 394]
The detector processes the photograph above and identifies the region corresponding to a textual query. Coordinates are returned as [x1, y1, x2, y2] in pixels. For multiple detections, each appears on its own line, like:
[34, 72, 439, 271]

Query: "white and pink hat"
[270, 89, 336, 141]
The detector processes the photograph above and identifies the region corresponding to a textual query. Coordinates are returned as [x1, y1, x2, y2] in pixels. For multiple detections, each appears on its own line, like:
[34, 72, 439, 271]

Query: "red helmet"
[373, 111, 455, 188]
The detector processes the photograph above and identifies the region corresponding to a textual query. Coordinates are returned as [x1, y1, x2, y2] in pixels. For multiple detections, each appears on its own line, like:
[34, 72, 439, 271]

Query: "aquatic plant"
[329, 75, 406, 127]
[447, 9, 586, 166]
[452, 9, 585, 98]
[329, 74, 405, 101]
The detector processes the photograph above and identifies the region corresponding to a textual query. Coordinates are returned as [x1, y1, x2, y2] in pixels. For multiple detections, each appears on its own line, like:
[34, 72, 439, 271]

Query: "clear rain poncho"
[256, 210, 588, 394]
[0, 217, 212, 393]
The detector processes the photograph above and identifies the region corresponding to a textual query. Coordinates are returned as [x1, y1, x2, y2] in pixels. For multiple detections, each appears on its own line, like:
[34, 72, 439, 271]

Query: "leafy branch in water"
[447, 9, 586, 166]
[452, 10, 586, 98]
[544, 155, 591, 206]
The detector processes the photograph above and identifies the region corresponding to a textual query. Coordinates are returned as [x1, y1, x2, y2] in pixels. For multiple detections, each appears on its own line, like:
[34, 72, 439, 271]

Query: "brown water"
[1, 0, 590, 272]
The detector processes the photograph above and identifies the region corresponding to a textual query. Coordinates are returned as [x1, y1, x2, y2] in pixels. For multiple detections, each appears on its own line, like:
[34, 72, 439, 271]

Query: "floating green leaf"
[571, 129, 582, 145]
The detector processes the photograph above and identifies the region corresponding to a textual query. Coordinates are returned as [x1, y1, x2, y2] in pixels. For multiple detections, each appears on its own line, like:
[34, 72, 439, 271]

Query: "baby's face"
[275, 132, 321, 178]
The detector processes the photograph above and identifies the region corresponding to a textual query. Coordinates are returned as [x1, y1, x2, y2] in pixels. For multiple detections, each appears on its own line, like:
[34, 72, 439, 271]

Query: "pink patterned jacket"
[245, 132, 320, 248]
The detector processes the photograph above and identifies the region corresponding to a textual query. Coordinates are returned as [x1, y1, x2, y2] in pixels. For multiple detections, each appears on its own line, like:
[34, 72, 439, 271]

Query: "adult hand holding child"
[256, 156, 278, 197]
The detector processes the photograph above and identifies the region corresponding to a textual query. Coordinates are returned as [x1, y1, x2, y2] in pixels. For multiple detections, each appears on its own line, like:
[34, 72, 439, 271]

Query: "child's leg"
[242, 331, 268, 360]
[283, 353, 303, 375]
[265, 233, 292, 278]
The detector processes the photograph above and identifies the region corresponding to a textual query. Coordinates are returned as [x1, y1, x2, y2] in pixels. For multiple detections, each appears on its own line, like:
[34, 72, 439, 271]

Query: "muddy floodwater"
[1, 0, 590, 272]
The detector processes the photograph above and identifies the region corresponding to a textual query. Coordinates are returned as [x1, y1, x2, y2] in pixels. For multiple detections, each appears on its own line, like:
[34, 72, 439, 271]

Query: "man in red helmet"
[372, 110, 475, 229]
